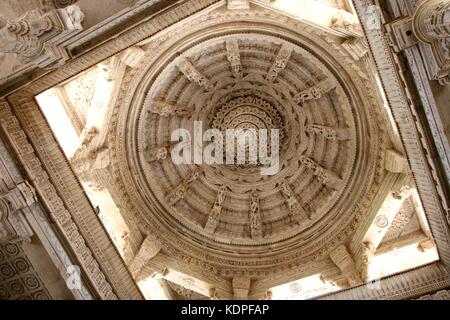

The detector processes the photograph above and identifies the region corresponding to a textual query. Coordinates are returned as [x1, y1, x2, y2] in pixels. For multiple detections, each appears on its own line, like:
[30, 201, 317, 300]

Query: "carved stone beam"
[146, 100, 192, 118]
[266, 43, 292, 82]
[293, 78, 337, 106]
[249, 190, 263, 240]
[232, 276, 251, 299]
[129, 235, 162, 279]
[0, 5, 84, 68]
[227, 0, 250, 10]
[205, 185, 227, 233]
[225, 39, 243, 79]
[166, 170, 201, 206]
[177, 58, 214, 91]
[278, 179, 310, 223]
[329, 244, 363, 288]
[305, 125, 350, 141]
[300, 156, 341, 189]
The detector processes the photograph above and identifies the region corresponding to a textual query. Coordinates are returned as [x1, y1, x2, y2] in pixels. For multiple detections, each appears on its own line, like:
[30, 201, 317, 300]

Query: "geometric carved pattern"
[0, 243, 51, 300]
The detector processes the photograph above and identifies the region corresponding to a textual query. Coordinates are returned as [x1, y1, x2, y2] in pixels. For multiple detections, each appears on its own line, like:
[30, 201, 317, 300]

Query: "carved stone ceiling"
[111, 8, 385, 277]
[34, 2, 442, 299]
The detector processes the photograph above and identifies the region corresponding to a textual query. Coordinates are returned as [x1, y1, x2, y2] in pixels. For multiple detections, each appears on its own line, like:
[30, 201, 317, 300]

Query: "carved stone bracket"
[226, 39, 243, 78]
[279, 179, 309, 223]
[177, 58, 214, 91]
[266, 43, 292, 82]
[129, 235, 162, 279]
[329, 244, 363, 287]
[300, 156, 341, 188]
[146, 100, 192, 117]
[205, 185, 227, 233]
[0, 5, 84, 69]
[293, 78, 337, 105]
[232, 276, 251, 299]
[166, 170, 201, 206]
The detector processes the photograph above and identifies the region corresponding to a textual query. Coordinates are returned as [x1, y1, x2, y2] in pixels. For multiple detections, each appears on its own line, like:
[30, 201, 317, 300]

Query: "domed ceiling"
[111, 10, 386, 279]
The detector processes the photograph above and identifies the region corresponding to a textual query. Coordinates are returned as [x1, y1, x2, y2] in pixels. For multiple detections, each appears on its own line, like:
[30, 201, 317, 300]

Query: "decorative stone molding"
[0, 100, 141, 299]
[0, 5, 84, 69]
[417, 289, 450, 300]
[320, 262, 449, 300]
